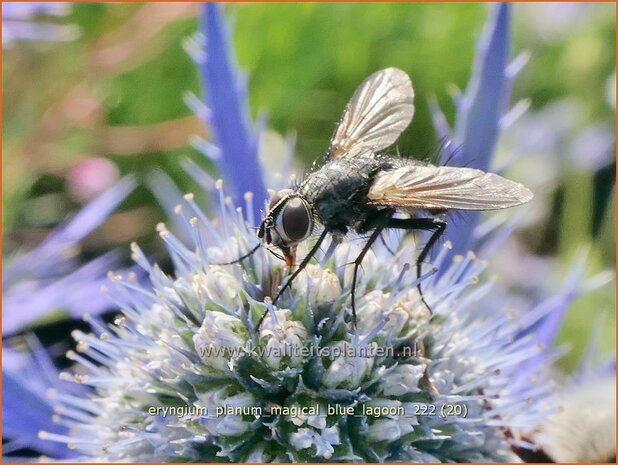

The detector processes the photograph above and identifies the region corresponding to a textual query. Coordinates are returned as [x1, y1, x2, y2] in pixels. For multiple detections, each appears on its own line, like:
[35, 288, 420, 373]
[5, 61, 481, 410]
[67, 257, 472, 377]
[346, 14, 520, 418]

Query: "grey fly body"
[230, 67, 533, 330]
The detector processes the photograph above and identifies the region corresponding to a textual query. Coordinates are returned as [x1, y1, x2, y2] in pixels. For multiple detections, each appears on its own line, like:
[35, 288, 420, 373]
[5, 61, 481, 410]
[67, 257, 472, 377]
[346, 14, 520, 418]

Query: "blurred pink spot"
[67, 157, 120, 202]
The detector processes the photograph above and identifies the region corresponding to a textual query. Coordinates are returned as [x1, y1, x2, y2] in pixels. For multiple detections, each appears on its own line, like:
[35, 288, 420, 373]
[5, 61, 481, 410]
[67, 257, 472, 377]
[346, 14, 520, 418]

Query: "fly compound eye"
[275, 197, 313, 243]
[268, 188, 294, 211]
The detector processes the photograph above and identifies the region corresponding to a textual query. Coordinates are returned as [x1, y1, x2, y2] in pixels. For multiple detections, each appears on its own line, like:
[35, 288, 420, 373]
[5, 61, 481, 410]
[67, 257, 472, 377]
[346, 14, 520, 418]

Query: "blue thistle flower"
[2, 178, 134, 459]
[3, 177, 135, 335]
[37, 185, 558, 461]
[3, 340, 87, 459]
[184, 3, 268, 224]
[430, 4, 528, 259]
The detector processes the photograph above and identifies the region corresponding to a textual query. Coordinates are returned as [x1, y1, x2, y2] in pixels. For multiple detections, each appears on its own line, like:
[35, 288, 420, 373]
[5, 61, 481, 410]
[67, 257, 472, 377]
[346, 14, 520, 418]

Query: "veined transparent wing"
[326, 67, 414, 160]
[367, 164, 534, 211]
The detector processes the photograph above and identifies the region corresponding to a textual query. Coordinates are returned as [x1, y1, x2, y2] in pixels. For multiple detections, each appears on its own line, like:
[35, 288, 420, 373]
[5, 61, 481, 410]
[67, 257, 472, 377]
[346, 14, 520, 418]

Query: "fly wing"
[326, 67, 414, 160]
[367, 164, 533, 211]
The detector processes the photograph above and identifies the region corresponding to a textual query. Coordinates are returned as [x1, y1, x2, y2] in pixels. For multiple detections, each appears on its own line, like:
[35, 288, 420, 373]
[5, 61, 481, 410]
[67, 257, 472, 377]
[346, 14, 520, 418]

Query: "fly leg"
[213, 243, 261, 265]
[348, 208, 395, 329]
[350, 225, 387, 329]
[379, 233, 397, 256]
[256, 230, 329, 331]
[386, 217, 447, 315]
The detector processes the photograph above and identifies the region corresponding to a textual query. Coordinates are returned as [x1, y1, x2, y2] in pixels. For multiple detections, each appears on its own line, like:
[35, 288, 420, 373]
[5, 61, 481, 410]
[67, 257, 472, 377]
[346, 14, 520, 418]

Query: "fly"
[232, 67, 533, 330]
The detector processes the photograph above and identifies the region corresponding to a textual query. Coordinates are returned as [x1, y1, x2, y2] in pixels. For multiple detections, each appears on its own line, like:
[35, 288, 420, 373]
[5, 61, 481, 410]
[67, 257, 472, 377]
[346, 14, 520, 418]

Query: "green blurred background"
[3, 3, 616, 369]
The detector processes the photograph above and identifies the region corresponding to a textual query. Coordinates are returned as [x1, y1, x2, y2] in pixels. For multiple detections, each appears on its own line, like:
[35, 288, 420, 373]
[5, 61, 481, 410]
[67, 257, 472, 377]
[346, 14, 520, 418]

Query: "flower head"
[535, 366, 615, 462]
[39, 184, 557, 462]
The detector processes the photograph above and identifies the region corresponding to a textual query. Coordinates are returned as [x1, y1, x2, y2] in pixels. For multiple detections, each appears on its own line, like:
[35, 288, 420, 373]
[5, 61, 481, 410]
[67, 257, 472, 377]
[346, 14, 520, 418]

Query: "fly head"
[258, 189, 314, 266]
